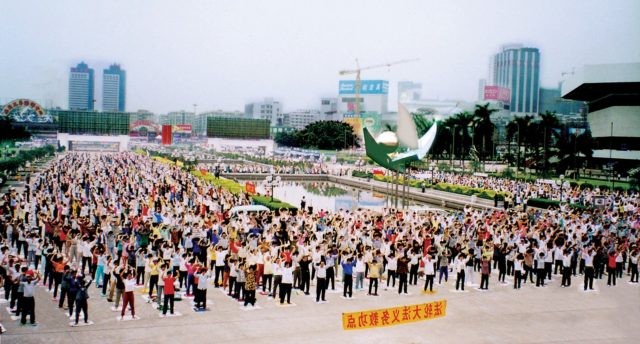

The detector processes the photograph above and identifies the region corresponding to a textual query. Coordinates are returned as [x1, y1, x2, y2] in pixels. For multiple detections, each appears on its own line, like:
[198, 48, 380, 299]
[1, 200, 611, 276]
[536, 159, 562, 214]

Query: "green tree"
[508, 115, 534, 174]
[275, 121, 359, 150]
[0, 118, 31, 144]
[537, 111, 561, 175]
[472, 103, 497, 164]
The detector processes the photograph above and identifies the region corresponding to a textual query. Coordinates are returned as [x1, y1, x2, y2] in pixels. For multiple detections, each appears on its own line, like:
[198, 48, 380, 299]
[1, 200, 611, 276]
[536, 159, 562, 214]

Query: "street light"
[265, 174, 282, 201]
[429, 161, 437, 185]
[558, 174, 565, 202]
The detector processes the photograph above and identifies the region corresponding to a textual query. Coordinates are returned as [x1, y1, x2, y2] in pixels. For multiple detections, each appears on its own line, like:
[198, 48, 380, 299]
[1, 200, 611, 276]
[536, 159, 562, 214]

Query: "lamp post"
[265, 174, 281, 201]
[429, 161, 436, 186]
[558, 174, 565, 202]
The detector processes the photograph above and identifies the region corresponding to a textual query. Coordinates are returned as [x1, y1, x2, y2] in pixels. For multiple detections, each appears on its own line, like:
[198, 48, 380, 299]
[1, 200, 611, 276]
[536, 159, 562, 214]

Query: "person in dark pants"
[314, 261, 327, 302]
[397, 253, 409, 294]
[162, 271, 176, 316]
[58, 266, 73, 309]
[279, 263, 293, 304]
[480, 258, 490, 290]
[341, 257, 355, 298]
[422, 255, 436, 292]
[561, 250, 572, 287]
[583, 248, 596, 291]
[514, 255, 523, 289]
[67, 273, 80, 317]
[535, 252, 546, 287]
[454, 254, 468, 291]
[74, 276, 92, 325]
[21, 270, 41, 325]
[607, 250, 618, 286]
[367, 260, 381, 296]
[298, 256, 311, 295]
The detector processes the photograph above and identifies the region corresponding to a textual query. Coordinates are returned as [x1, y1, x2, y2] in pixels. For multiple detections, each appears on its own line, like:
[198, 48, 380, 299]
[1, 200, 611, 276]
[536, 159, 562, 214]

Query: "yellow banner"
[342, 299, 447, 330]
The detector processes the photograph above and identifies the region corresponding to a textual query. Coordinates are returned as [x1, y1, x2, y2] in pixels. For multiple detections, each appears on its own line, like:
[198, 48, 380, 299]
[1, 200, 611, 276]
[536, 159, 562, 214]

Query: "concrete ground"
[2, 271, 638, 344]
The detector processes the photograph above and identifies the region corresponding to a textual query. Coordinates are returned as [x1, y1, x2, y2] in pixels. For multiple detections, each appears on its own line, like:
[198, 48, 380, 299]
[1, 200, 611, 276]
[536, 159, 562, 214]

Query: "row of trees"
[414, 104, 594, 177]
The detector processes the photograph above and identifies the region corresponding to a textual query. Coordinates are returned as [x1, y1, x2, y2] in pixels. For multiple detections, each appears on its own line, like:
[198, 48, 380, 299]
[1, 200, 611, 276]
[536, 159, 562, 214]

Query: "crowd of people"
[0, 151, 638, 333]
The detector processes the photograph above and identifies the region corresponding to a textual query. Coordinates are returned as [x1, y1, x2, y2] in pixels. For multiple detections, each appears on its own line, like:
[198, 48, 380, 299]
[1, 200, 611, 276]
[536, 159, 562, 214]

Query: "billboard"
[69, 141, 120, 152]
[173, 124, 192, 134]
[361, 112, 381, 135]
[339, 80, 389, 95]
[484, 86, 511, 103]
[162, 125, 172, 145]
[207, 117, 270, 139]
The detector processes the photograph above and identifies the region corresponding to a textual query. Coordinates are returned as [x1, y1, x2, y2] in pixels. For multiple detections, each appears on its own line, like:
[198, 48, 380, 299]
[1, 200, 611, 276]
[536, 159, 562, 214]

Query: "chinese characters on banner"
[342, 299, 447, 330]
[245, 182, 256, 194]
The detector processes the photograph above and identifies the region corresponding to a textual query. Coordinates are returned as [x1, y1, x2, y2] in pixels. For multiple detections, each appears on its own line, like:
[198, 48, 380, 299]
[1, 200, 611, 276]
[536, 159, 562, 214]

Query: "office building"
[320, 97, 338, 117]
[287, 109, 323, 130]
[245, 98, 283, 126]
[102, 64, 126, 112]
[539, 86, 584, 117]
[490, 44, 540, 115]
[68, 62, 95, 110]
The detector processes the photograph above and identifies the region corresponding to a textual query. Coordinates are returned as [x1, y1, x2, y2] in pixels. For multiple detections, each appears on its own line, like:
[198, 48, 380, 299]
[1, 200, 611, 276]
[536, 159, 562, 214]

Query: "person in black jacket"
[73, 276, 93, 326]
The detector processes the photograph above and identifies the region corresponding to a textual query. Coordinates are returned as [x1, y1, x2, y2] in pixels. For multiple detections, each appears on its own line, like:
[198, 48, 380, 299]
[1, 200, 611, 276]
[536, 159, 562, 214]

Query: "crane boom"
[339, 58, 419, 75]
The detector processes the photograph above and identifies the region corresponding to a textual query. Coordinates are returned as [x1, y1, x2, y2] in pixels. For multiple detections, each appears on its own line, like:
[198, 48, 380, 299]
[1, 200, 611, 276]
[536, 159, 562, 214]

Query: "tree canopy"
[274, 121, 359, 150]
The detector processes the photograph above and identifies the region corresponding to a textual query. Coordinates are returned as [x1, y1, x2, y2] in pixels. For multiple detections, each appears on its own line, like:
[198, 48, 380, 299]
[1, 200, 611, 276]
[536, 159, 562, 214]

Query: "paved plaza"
[2, 271, 638, 344]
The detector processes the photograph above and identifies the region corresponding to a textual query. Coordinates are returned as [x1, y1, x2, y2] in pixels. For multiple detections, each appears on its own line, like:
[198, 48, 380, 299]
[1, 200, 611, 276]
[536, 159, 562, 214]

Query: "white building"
[398, 81, 422, 103]
[287, 109, 323, 130]
[245, 98, 283, 126]
[562, 63, 640, 167]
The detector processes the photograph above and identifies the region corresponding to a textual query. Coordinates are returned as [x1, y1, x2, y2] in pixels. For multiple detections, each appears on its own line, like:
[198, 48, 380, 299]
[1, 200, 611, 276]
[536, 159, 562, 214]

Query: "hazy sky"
[1, 0, 639, 113]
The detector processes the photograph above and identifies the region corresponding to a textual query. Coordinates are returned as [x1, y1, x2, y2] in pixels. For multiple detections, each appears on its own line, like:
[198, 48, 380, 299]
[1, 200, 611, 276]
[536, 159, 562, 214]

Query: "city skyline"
[1, 0, 638, 113]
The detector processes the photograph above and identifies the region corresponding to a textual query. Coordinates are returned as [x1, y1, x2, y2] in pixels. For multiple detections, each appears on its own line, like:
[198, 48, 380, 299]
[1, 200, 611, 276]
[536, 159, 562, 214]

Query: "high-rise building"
[490, 44, 540, 115]
[477, 79, 486, 101]
[102, 64, 126, 112]
[398, 81, 422, 103]
[320, 97, 338, 116]
[539, 86, 584, 117]
[68, 62, 95, 110]
[245, 98, 283, 126]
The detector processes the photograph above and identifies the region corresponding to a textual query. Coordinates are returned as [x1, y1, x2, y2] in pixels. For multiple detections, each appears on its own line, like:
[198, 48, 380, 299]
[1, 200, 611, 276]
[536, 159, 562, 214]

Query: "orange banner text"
[342, 299, 447, 330]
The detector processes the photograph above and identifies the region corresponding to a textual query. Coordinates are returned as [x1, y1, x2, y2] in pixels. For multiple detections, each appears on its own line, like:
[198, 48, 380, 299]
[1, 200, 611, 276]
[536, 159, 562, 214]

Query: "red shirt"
[608, 254, 618, 269]
[163, 277, 176, 294]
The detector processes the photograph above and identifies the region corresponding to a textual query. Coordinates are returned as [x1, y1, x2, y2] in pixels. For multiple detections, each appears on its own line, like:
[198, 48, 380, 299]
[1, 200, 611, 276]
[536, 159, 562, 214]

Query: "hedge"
[190, 170, 297, 210]
[252, 195, 298, 211]
[432, 182, 507, 201]
[352, 170, 372, 178]
[526, 198, 590, 210]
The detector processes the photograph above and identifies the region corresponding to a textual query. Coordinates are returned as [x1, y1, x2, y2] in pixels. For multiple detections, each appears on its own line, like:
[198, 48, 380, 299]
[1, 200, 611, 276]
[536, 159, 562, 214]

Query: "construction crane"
[338, 58, 419, 117]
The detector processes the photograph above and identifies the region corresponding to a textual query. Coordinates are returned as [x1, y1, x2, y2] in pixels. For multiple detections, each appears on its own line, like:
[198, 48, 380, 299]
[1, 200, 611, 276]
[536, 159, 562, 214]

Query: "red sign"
[173, 124, 192, 134]
[161, 125, 172, 145]
[484, 86, 511, 103]
[245, 182, 256, 195]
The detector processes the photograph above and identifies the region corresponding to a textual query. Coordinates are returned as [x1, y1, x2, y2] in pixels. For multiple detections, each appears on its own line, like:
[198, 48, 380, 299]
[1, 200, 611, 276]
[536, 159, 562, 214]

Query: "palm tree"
[508, 115, 534, 175]
[472, 103, 497, 165]
[538, 111, 561, 175]
[450, 111, 473, 169]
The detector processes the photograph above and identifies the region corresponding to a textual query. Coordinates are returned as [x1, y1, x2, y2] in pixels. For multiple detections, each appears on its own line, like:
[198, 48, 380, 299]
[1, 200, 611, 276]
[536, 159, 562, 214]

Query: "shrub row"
[0, 145, 56, 173]
[190, 169, 297, 210]
[432, 182, 507, 201]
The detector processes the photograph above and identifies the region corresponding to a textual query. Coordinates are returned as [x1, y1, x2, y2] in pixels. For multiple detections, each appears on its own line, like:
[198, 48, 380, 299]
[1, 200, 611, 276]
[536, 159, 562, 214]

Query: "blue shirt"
[341, 261, 355, 275]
